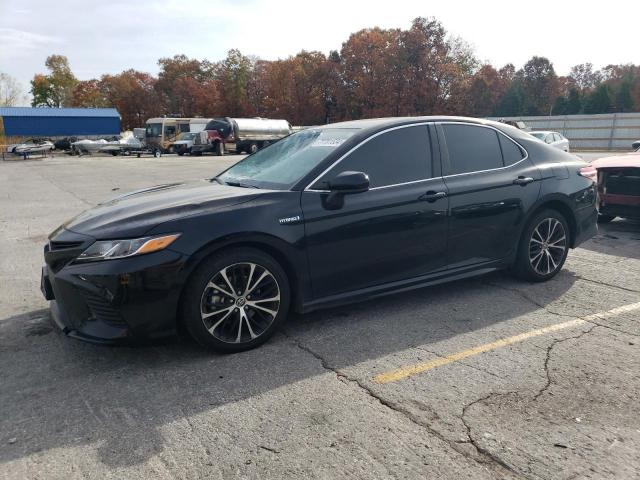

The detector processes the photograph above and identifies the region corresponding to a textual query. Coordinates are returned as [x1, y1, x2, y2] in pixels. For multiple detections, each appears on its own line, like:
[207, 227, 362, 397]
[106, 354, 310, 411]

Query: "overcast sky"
[1, 0, 638, 103]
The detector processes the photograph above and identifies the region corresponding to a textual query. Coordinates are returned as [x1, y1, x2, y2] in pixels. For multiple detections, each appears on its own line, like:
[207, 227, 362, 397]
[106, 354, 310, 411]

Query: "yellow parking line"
[374, 301, 640, 384]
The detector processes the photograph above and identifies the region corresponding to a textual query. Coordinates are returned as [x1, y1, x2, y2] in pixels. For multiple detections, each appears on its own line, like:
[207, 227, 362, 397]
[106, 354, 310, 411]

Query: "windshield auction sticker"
[310, 130, 353, 148]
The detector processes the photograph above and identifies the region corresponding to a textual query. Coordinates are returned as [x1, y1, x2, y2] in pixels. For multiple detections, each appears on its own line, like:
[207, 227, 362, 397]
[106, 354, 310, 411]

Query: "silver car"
[530, 131, 570, 152]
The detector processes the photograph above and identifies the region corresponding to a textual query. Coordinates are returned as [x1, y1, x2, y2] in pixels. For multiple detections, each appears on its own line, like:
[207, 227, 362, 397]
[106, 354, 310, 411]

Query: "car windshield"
[530, 132, 547, 140]
[146, 123, 162, 137]
[216, 128, 360, 189]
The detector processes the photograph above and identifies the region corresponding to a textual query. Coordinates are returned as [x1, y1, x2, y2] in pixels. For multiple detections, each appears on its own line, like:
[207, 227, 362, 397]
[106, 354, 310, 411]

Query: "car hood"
[591, 153, 640, 169]
[62, 180, 262, 239]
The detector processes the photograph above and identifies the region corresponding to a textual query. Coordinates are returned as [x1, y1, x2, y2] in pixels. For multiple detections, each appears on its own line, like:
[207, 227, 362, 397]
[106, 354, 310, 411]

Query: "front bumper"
[42, 241, 189, 344]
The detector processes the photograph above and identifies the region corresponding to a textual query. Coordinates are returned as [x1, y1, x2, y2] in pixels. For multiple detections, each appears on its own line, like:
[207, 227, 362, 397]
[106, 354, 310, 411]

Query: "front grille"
[84, 292, 127, 327]
[50, 240, 84, 250]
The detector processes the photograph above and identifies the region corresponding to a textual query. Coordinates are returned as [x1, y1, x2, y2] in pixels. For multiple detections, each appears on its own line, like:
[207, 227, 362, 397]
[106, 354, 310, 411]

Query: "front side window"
[177, 132, 196, 141]
[442, 124, 503, 174]
[145, 123, 162, 138]
[545, 134, 555, 144]
[317, 125, 432, 189]
[218, 128, 359, 190]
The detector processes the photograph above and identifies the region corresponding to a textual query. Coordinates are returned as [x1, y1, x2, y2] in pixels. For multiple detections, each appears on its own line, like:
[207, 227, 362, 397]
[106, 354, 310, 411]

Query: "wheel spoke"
[206, 307, 235, 333]
[250, 295, 280, 304]
[235, 314, 243, 342]
[530, 250, 544, 262]
[547, 220, 558, 241]
[202, 305, 234, 320]
[246, 270, 269, 295]
[549, 235, 566, 246]
[532, 228, 544, 242]
[535, 254, 545, 271]
[247, 302, 278, 317]
[243, 263, 256, 295]
[547, 250, 557, 270]
[206, 281, 234, 299]
[220, 268, 236, 296]
[241, 308, 257, 340]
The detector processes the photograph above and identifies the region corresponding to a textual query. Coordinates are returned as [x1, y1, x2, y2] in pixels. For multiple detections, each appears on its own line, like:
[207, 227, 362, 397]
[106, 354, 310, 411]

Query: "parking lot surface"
[1, 153, 639, 479]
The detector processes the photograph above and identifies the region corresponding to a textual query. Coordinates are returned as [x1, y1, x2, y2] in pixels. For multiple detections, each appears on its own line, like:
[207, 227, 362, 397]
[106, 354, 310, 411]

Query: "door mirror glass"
[327, 171, 370, 194]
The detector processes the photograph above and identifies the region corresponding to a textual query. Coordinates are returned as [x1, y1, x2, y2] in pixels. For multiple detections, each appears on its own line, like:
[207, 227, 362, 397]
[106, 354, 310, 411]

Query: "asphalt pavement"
[1, 152, 638, 479]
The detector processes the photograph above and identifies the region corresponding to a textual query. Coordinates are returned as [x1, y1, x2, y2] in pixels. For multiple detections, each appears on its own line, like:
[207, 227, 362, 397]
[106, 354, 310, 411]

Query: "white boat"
[71, 135, 143, 155]
[12, 140, 54, 155]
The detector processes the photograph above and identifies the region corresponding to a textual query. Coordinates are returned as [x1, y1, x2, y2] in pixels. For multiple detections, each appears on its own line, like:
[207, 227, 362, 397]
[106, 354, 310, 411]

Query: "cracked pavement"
[1, 154, 639, 479]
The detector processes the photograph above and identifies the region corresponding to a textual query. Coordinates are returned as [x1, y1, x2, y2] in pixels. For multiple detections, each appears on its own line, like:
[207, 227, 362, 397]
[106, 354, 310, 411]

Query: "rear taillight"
[579, 165, 597, 182]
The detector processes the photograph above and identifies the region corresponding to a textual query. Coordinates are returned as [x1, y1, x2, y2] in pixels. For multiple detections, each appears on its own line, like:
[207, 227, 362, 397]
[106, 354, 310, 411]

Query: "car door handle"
[513, 176, 534, 186]
[420, 191, 447, 202]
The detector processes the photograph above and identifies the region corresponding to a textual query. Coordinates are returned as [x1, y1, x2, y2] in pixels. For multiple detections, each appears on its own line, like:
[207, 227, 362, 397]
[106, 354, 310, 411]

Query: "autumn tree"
[30, 55, 78, 107]
[70, 79, 107, 107]
[399, 17, 449, 115]
[517, 57, 558, 115]
[100, 70, 161, 129]
[157, 54, 218, 116]
[258, 51, 334, 125]
[569, 63, 602, 91]
[0, 72, 25, 106]
[246, 59, 271, 118]
[216, 49, 254, 117]
[339, 26, 407, 118]
[28, 18, 640, 125]
[465, 65, 501, 116]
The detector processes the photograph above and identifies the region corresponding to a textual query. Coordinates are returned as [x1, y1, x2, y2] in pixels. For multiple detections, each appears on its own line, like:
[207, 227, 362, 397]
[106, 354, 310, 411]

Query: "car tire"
[513, 209, 570, 282]
[248, 143, 258, 154]
[180, 247, 291, 353]
[215, 142, 224, 156]
[597, 214, 615, 223]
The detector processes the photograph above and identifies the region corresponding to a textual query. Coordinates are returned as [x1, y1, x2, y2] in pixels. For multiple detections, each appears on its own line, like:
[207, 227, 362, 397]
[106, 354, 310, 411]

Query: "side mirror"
[327, 171, 370, 194]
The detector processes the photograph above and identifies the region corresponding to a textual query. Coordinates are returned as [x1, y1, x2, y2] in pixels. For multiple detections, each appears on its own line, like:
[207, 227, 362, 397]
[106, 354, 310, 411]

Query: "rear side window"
[322, 125, 432, 188]
[498, 133, 525, 166]
[442, 124, 503, 174]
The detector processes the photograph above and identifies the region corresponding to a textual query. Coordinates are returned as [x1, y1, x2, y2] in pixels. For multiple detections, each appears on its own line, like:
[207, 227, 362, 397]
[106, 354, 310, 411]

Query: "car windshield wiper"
[221, 179, 260, 189]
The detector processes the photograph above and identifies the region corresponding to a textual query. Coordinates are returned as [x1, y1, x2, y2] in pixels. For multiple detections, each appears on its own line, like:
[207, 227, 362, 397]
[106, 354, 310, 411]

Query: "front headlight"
[75, 233, 181, 262]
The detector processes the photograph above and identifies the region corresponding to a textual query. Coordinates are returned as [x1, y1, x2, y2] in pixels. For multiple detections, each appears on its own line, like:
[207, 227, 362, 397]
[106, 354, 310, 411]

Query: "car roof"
[530, 130, 557, 135]
[315, 116, 508, 134]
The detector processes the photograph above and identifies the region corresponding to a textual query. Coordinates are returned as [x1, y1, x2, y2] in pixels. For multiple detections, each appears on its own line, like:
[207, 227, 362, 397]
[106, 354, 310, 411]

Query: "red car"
[591, 153, 640, 222]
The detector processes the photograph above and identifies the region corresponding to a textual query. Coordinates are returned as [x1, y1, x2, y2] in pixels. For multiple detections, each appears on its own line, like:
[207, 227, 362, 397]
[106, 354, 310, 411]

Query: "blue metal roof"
[0, 107, 120, 118]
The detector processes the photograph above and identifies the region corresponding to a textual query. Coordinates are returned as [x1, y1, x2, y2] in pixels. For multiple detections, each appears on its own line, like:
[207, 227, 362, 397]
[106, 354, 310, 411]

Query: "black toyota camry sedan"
[41, 117, 598, 352]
